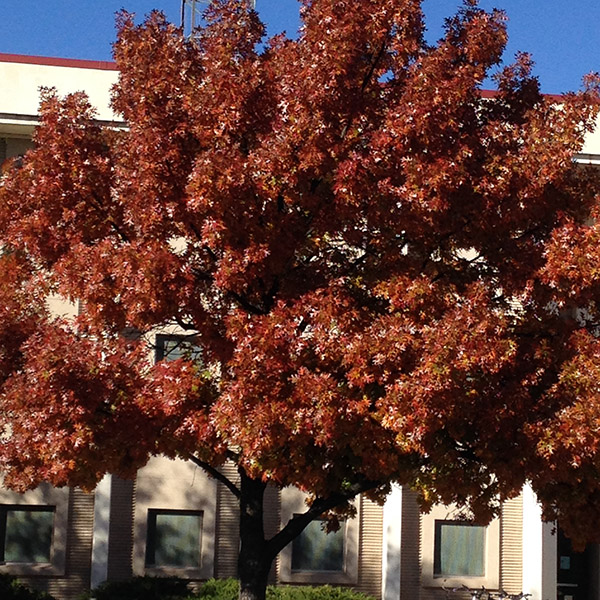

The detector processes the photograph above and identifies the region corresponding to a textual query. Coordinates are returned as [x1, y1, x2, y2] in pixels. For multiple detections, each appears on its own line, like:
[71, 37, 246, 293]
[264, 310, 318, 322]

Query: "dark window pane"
[291, 519, 344, 572]
[434, 521, 485, 577]
[146, 510, 202, 568]
[156, 336, 203, 364]
[4, 508, 54, 563]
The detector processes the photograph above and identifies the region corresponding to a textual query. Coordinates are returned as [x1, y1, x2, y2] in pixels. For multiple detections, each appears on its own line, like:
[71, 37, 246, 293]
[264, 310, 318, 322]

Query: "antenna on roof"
[180, 0, 256, 37]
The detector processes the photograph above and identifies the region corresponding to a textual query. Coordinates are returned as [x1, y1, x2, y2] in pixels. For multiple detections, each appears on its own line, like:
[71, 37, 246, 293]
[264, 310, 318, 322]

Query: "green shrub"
[195, 578, 375, 600]
[0, 573, 56, 600]
[267, 584, 375, 600]
[84, 577, 376, 600]
[197, 578, 239, 600]
[82, 575, 193, 600]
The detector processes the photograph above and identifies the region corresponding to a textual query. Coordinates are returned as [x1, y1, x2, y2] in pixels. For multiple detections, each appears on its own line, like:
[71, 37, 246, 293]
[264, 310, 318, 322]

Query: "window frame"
[155, 334, 203, 364]
[433, 520, 486, 578]
[0, 505, 55, 565]
[422, 504, 500, 589]
[145, 509, 204, 570]
[290, 515, 347, 573]
[0, 483, 68, 576]
[280, 487, 360, 585]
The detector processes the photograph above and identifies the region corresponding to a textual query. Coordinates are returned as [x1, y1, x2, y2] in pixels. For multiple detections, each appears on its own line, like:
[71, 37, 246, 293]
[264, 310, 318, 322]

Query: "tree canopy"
[1, 0, 600, 590]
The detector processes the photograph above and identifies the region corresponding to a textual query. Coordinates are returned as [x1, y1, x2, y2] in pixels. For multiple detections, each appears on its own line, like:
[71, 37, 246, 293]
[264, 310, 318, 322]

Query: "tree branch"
[89, 191, 131, 244]
[174, 315, 198, 331]
[186, 453, 242, 499]
[226, 448, 241, 462]
[340, 38, 389, 141]
[265, 477, 383, 559]
[227, 289, 269, 316]
[189, 248, 269, 316]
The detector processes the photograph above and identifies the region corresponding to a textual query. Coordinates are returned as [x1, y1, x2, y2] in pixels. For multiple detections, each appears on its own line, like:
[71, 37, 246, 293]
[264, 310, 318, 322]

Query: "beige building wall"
[390, 489, 525, 600]
[214, 462, 240, 580]
[106, 477, 135, 581]
[100, 457, 383, 598]
[0, 487, 95, 600]
[0, 54, 119, 132]
[357, 496, 383, 598]
[132, 456, 217, 581]
[501, 495, 524, 594]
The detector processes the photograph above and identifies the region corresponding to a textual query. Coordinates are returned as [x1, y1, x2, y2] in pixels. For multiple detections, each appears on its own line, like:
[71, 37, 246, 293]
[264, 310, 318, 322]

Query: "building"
[1, 52, 600, 600]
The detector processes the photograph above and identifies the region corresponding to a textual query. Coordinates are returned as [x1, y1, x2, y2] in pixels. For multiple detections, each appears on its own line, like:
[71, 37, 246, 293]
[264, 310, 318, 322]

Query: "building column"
[90, 474, 112, 590]
[522, 484, 556, 600]
[382, 484, 403, 600]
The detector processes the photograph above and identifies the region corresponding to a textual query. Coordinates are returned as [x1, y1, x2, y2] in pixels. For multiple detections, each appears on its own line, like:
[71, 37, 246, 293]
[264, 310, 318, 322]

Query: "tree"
[1, 0, 600, 598]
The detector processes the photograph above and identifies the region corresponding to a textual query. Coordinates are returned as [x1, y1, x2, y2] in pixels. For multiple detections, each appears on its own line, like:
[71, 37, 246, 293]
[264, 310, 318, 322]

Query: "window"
[155, 335, 202, 364]
[145, 510, 203, 568]
[0, 485, 68, 576]
[132, 456, 216, 579]
[422, 505, 499, 588]
[0, 506, 54, 564]
[291, 518, 345, 572]
[433, 521, 485, 577]
[280, 488, 359, 584]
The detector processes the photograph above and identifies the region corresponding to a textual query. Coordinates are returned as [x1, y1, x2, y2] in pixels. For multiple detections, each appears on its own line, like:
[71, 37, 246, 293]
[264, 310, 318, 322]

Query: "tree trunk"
[238, 469, 273, 600]
[234, 467, 378, 600]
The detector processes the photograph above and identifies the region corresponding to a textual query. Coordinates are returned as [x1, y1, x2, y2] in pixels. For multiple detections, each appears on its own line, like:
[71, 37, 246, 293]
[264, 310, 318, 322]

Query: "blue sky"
[0, 0, 597, 94]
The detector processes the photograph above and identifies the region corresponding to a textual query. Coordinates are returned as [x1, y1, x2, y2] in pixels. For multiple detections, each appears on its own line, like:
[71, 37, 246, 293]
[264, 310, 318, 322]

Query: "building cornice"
[0, 52, 117, 71]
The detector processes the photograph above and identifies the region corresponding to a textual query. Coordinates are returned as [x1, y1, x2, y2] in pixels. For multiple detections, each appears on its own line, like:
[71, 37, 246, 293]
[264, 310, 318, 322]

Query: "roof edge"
[0, 54, 571, 99]
[0, 53, 118, 71]
[479, 89, 565, 102]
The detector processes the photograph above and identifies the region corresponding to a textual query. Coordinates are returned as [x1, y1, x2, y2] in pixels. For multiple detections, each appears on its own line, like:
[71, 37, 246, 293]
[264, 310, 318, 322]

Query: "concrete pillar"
[90, 474, 112, 590]
[522, 484, 556, 600]
[382, 484, 403, 600]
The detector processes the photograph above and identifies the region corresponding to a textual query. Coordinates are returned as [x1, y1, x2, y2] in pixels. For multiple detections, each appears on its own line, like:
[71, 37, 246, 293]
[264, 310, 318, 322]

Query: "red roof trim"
[0, 53, 117, 71]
